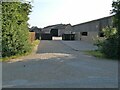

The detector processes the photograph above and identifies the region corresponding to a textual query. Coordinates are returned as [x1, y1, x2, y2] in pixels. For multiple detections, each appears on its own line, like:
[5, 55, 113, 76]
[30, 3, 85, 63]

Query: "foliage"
[85, 50, 105, 58]
[102, 26, 117, 38]
[94, 27, 117, 50]
[95, 0, 120, 59]
[100, 27, 118, 59]
[95, 26, 118, 59]
[100, 34, 118, 59]
[2, 1, 32, 57]
[112, 0, 120, 59]
[94, 38, 104, 51]
[31, 40, 40, 46]
[1, 40, 40, 62]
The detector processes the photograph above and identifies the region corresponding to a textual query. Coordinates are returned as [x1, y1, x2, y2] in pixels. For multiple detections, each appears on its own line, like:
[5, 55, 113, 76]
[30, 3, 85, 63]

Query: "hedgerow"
[2, 1, 32, 57]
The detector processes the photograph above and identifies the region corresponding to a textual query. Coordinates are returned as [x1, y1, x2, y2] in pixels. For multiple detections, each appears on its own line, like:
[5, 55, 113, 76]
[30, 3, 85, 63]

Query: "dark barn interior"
[50, 29, 58, 37]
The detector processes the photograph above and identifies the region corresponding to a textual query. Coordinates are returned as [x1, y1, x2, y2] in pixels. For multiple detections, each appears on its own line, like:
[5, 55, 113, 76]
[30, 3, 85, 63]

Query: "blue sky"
[28, 0, 113, 28]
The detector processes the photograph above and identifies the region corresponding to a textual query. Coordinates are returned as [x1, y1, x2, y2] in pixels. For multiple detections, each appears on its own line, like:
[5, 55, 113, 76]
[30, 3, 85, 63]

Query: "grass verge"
[84, 50, 105, 58]
[1, 40, 40, 62]
[84, 50, 118, 60]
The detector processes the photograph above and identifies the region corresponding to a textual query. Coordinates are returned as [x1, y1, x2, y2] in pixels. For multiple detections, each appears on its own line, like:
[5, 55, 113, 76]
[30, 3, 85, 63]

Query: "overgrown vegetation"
[1, 40, 40, 62]
[95, 27, 118, 59]
[94, 0, 120, 59]
[2, 1, 32, 58]
[85, 50, 105, 58]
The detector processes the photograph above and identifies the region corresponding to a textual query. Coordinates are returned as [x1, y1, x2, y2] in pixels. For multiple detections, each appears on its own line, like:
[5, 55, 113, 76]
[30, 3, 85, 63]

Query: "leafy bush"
[2, 1, 32, 57]
[85, 50, 105, 58]
[95, 26, 119, 59]
[102, 26, 117, 38]
[94, 0, 120, 59]
[101, 34, 118, 58]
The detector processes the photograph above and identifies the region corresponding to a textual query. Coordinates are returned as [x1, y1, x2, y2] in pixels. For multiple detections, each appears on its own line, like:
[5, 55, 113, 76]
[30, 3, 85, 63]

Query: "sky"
[28, 0, 114, 28]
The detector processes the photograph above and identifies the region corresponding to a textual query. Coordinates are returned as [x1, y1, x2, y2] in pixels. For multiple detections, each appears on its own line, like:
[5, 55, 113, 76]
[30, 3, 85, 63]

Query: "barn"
[72, 15, 113, 43]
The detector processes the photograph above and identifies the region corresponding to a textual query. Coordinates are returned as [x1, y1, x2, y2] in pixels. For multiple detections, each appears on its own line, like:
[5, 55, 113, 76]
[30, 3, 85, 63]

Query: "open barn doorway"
[50, 29, 62, 40]
[50, 29, 58, 37]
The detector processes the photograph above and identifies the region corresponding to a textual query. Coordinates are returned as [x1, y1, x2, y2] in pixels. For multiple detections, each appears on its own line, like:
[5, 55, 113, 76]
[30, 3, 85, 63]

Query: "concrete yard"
[2, 40, 118, 88]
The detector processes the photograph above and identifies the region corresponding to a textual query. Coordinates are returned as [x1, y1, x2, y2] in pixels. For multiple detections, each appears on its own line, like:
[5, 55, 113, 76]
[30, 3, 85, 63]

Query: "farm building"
[42, 24, 73, 36]
[37, 15, 114, 41]
[41, 24, 74, 40]
[72, 15, 113, 43]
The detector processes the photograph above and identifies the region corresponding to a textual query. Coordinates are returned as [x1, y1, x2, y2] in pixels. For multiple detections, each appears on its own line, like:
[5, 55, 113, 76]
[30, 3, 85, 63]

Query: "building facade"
[42, 24, 72, 37]
[41, 15, 113, 42]
[72, 15, 113, 43]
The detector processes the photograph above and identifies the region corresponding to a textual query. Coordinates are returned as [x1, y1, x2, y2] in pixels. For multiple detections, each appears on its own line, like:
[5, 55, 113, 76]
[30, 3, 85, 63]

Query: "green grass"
[0, 40, 40, 62]
[84, 50, 105, 58]
[84, 50, 118, 60]
[31, 39, 40, 47]
[0, 52, 30, 62]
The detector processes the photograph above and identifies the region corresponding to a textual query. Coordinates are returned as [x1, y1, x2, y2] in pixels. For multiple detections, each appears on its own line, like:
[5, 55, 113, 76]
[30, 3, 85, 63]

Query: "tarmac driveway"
[2, 40, 118, 88]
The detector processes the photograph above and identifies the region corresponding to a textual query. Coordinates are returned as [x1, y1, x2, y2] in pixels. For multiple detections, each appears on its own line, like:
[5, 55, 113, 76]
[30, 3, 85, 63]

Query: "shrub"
[101, 34, 118, 58]
[2, 1, 32, 57]
[95, 26, 118, 59]
[94, 0, 120, 59]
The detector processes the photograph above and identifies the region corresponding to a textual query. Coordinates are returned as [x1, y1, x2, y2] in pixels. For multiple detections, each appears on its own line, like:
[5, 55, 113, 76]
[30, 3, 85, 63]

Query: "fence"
[29, 32, 35, 43]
